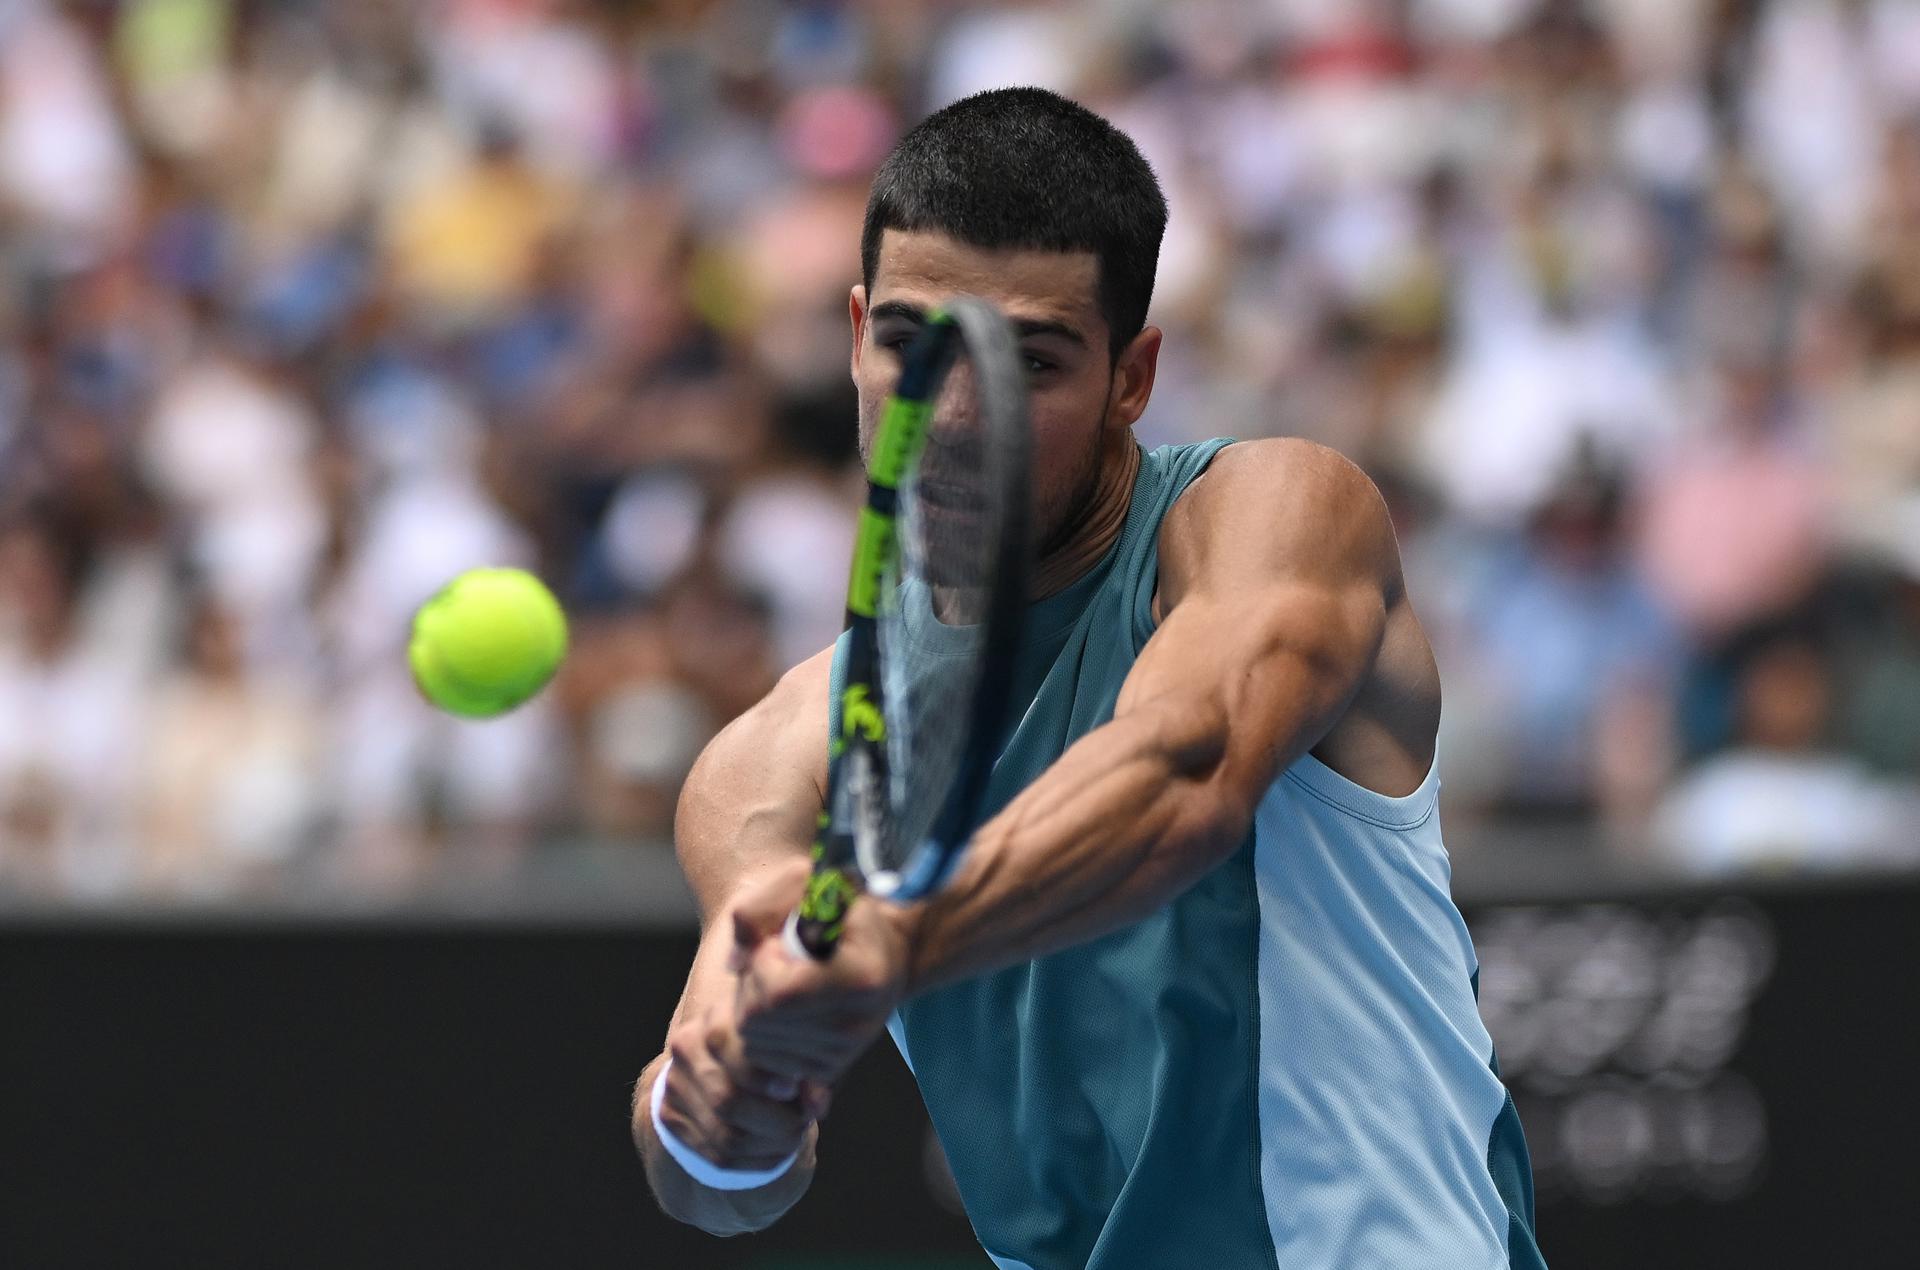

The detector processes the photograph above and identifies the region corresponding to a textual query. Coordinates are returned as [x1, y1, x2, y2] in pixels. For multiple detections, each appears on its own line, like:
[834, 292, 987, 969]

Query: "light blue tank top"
[831, 440, 1544, 1270]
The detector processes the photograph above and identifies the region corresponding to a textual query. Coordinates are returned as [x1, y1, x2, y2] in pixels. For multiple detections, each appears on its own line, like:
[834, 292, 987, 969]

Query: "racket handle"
[783, 907, 835, 961]
[789, 854, 860, 959]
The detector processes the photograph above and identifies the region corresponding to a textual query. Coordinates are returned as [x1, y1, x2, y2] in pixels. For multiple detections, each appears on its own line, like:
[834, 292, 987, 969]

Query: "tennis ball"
[409, 567, 568, 718]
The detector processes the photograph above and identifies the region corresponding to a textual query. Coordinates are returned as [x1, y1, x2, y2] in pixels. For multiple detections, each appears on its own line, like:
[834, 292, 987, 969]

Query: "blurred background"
[1, 0, 1916, 1266]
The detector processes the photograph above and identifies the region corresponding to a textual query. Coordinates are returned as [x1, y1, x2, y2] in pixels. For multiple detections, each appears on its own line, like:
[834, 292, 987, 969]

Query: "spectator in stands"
[1, 0, 1919, 899]
[137, 586, 320, 894]
[1655, 625, 1920, 874]
[0, 513, 140, 893]
[1833, 561, 1920, 784]
[1453, 449, 1680, 817]
[1636, 352, 1828, 642]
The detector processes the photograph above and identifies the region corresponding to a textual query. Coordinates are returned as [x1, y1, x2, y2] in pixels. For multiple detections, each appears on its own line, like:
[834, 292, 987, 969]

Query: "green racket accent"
[846, 507, 897, 620]
[870, 396, 933, 488]
[796, 866, 859, 941]
[841, 684, 885, 743]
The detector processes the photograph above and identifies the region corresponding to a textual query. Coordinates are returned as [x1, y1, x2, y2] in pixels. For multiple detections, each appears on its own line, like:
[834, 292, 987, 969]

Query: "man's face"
[851, 229, 1154, 558]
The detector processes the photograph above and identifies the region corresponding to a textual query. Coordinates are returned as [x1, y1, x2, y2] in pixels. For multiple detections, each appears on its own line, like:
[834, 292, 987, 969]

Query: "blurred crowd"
[3, 0, 1918, 900]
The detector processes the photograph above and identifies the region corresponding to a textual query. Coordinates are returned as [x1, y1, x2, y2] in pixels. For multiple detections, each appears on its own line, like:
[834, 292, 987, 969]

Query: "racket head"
[862, 295, 1031, 899]
[793, 295, 1031, 955]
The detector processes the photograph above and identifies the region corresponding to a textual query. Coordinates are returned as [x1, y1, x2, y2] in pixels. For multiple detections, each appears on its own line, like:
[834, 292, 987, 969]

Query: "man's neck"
[1030, 438, 1140, 600]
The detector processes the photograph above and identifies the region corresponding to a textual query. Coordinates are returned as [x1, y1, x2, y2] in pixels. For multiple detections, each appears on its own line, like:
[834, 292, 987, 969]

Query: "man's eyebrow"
[868, 300, 926, 325]
[1012, 318, 1087, 349]
[869, 299, 1089, 350]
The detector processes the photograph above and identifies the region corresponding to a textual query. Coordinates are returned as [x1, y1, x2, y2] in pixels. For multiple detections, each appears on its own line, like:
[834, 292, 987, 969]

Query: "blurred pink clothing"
[1637, 436, 1829, 638]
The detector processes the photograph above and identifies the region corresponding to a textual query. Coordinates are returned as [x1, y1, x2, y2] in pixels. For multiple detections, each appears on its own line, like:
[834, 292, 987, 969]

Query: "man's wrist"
[649, 1059, 801, 1191]
[879, 894, 930, 998]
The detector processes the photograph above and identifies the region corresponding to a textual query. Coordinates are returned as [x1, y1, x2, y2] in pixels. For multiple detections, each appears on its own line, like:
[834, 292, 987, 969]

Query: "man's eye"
[1024, 355, 1056, 375]
[878, 333, 914, 353]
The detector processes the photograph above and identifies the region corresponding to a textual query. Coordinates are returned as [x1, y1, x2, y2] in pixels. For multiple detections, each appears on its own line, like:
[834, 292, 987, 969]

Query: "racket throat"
[845, 745, 897, 891]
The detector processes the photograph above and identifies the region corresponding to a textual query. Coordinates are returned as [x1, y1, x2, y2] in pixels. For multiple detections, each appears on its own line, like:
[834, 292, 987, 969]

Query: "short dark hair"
[861, 87, 1167, 360]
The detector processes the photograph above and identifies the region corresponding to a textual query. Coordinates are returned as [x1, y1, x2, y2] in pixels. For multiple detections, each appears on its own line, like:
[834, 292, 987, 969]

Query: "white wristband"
[649, 1058, 801, 1191]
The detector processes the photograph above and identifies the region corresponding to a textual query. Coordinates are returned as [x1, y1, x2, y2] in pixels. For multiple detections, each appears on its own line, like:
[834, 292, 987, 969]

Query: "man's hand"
[728, 859, 916, 1087]
[638, 647, 834, 1235]
[658, 1000, 832, 1175]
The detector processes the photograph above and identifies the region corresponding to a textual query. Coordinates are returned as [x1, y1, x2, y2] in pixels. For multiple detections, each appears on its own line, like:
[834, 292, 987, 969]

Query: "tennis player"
[635, 86, 1546, 1270]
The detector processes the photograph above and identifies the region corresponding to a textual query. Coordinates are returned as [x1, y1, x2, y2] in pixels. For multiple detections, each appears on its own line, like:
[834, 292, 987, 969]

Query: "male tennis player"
[634, 86, 1545, 1269]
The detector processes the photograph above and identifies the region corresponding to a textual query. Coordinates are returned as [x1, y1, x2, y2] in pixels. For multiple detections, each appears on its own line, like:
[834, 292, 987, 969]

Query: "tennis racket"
[784, 295, 1032, 960]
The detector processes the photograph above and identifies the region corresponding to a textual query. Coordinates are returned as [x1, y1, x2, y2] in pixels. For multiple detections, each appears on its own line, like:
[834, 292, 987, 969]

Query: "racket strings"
[869, 417, 1005, 878]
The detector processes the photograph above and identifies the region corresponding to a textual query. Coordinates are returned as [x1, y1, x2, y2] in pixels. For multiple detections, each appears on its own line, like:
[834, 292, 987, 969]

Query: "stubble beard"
[1033, 384, 1112, 564]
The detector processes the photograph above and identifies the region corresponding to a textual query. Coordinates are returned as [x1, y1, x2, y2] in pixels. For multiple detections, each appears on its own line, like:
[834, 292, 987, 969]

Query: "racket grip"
[783, 907, 834, 961]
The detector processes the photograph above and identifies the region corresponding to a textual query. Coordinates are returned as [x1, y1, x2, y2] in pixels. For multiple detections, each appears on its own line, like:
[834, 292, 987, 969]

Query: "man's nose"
[929, 360, 981, 433]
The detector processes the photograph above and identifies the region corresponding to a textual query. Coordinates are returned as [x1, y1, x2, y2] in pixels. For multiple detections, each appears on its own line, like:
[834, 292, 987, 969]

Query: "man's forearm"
[634, 1054, 816, 1236]
[899, 700, 1249, 994]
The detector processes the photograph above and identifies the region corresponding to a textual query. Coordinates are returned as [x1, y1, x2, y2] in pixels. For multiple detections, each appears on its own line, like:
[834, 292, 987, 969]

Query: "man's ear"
[1107, 324, 1163, 431]
[849, 285, 869, 381]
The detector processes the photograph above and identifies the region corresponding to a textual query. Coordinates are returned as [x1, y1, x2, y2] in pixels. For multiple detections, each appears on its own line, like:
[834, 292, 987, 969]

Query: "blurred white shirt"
[1655, 751, 1920, 875]
[0, 642, 143, 894]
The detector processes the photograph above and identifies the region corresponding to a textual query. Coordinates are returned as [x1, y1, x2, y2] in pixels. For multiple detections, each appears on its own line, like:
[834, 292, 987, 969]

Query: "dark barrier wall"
[3, 875, 1917, 1269]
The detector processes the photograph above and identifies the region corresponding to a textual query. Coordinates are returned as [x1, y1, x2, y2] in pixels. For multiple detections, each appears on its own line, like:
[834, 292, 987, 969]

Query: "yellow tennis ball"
[409, 567, 568, 718]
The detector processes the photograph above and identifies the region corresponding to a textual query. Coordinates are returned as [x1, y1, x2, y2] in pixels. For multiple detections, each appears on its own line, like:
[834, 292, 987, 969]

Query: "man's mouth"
[915, 480, 977, 511]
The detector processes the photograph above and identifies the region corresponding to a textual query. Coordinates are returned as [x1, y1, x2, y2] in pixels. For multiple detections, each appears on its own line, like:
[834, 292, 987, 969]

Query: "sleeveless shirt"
[829, 440, 1544, 1270]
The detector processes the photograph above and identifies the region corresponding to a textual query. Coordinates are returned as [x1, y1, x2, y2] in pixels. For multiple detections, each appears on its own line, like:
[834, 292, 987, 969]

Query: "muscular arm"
[634, 649, 831, 1235]
[897, 440, 1404, 992]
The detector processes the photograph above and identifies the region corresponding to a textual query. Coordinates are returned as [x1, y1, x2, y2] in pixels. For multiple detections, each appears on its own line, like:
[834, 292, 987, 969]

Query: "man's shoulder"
[1168, 437, 1378, 521]
[1157, 438, 1398, 604]
[675, 645, 834, 913]
[704, 645, 835, 773]
[683, 645, 834, 826]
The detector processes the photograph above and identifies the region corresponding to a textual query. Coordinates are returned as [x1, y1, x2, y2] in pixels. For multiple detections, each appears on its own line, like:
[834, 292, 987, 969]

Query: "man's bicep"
[1118, 441, 1397, 810]
[1116, 583, 1384, 808]
[675, 647, 833, 924]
